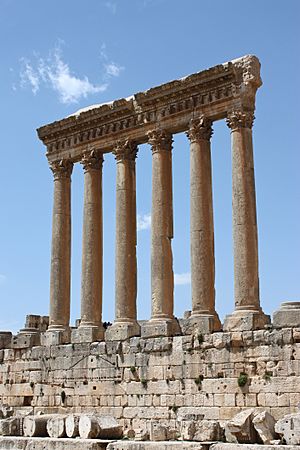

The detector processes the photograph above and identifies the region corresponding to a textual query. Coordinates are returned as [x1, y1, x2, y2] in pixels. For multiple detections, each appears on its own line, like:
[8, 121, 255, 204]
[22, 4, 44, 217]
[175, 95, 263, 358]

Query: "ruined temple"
[0, 55, 299, 449]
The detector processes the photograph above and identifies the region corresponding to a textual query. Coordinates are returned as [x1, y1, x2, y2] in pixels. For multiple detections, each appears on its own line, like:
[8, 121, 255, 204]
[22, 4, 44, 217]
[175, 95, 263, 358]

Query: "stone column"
[47, 159, 73, 343]
[142, 129, 180, 337]
[186, 116, 221, 333]
[72, 150, 105, 343]
[224, 110, 269, 331]
[106, 140, 140, 341]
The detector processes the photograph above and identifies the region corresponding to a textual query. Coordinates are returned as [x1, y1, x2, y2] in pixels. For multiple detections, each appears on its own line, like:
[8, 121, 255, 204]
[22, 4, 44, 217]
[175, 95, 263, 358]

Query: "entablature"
[37, 55, 262, 163]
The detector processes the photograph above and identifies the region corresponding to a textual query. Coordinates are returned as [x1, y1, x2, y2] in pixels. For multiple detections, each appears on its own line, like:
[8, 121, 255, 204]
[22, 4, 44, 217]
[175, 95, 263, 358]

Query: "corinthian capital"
[50, 159, 73, 180]
[226, 110, 255, 131]
[81, 149, 103, 171]
[186, 116, 213, 143]
[113, 140, 138, 162]
[147, 129, 173, 154]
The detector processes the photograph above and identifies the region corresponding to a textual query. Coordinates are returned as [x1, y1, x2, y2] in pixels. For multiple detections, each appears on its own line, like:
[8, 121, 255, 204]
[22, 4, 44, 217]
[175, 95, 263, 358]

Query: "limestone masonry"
[1, 55, 300, 448]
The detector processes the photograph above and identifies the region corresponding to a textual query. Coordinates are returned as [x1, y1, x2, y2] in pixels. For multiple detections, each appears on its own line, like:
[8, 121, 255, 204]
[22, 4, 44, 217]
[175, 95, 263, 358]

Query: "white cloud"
[104, 62, 123, 78]
[0, 274, 7, 285]
[18, 44, 123, 105]
[174, 272, 191, 286]
[20, 59, 40, 94]
[137, 213, 151, 231]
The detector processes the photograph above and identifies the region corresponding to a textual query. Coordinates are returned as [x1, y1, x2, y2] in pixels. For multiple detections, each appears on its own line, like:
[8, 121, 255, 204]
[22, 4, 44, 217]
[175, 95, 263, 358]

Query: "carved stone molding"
[226, 110, 255, 131]
[81, 149, 103, 172]
[113, 140, 138, 162]
[186, 116, 213, 143]
[147, 129, 173, 154]
[50, 159, 73, 180]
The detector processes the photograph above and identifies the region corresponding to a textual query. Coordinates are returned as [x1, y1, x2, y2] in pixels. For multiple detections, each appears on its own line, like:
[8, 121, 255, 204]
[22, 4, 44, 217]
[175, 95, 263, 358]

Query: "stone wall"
[0, 327, 299, 435]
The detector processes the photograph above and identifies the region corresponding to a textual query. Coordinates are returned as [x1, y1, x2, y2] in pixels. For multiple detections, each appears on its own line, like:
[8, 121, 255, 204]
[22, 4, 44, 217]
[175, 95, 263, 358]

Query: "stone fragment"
[252, 410, 277, 444]
[79, 415, 123, 439]
[23, 414, 53, 437]
[150, 422, 168, 441]
[225, 409, 258, 443]
[0, 405, 13, 419]
[275, 412, 300, 445]
[0, 417, 22, 436]
[180, 420, 196, 440]
[193, 420, 223, 442]
[134, 428, 149, 441]
[46, 415, 67, 438]
[65, 414, 80, 438]
[123, 428, 135, 439]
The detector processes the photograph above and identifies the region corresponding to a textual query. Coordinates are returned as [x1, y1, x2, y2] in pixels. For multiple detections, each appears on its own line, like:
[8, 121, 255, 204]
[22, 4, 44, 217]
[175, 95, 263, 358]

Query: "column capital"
[81, 149, 103, 172]
[50, 159, 73, 180]
[147, 129, 173, 154]
[113, 139, 138, 162]
[186, 116, 213, 143]
[226, 110, 255, 131]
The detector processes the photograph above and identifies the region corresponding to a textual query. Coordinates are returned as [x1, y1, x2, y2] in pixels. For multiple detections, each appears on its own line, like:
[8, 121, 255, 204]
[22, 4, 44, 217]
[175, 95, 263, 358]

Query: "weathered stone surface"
[107, 443, 207, 450]
[46, 414, 67, 438]
[193, 420, 223, 442]
[273, 302, 300, 328]
[275, 412, 300, 445]
[0, 332, 12, 350]
[211, 444, 298, 450]
[79, 415, 123, 439]
[252, 410, 277, 444]
[0, 417, 22, 436]
[65, 414, 80, 438]
[23, 415, 53, 437]
[0, 437, 110, 449]
[225, 409, 257, 444]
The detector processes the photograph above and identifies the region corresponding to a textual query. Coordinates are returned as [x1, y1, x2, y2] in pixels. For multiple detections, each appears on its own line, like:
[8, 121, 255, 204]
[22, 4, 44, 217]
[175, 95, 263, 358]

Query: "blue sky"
[0, 0, 299, 333]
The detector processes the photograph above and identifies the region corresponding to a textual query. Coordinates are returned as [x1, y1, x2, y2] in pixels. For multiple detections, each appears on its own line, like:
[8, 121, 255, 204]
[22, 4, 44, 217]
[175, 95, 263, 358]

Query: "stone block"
[224, 310, 270, 332]
[181, 314, 221, 335]
[40, 329, 71, 346]
[71, 326, 104, 344]
[273, 302, 300, 328]
[252, 410, 277, 445]
[0, 332, 12, 350]
[225, 408, 258, 443]
[275, 412, 300, 445]
[11, 333, 40, 349]
[0, 417, 22, 436]
[105, 321, 140, 341]
[141, 319, 181, 338]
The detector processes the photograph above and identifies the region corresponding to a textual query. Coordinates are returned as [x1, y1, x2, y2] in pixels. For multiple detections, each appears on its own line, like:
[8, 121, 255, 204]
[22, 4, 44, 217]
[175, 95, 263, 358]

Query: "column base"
[41, 327, 71, 346]
[71, 325, 104, 343]
[273, 302, 300, 328]
[182, 313, 222, 335]
[223, 309, 270, 332]
[141, 318, 181, 338]
[105, 320, 141, 341]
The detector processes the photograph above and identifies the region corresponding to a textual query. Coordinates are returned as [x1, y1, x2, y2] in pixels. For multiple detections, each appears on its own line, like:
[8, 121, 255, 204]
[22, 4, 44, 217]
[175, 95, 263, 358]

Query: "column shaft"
[150, 130, 174, 320]
[224, 110, 269, 330]
[106, 141, 140, 341]
[187, 117, 221, 331]
[80, 151, 104, 330]
[49, 160, 73, 331]
[114, 142, 137, 322]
